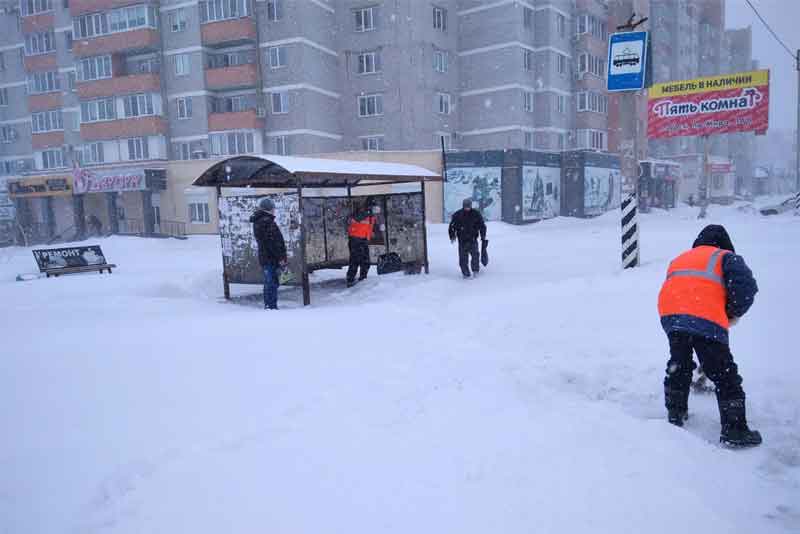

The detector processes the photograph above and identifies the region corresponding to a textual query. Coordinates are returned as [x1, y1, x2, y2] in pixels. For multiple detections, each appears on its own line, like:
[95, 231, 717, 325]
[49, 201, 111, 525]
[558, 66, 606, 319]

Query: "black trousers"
[458, 239, 480, 276]
[664, 331, 745, 411]
[346, 237, 370, 283]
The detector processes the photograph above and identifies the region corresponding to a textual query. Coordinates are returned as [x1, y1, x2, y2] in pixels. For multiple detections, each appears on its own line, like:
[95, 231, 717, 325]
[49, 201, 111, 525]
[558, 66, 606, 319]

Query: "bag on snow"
[377, 252, 404, 275]
[480, 239, 489, 267]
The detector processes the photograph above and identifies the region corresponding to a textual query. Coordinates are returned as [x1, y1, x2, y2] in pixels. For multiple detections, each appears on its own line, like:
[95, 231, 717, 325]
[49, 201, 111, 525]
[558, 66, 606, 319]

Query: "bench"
[32, 245, 117, 278]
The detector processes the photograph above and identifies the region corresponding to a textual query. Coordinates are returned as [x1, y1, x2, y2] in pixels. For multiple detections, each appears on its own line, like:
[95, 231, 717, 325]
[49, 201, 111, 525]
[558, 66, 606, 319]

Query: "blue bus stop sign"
[607, 31, 648, 92]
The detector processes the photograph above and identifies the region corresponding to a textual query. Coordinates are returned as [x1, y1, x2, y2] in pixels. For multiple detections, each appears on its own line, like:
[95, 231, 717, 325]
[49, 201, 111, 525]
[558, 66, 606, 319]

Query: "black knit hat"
[693, 224, 735, 253]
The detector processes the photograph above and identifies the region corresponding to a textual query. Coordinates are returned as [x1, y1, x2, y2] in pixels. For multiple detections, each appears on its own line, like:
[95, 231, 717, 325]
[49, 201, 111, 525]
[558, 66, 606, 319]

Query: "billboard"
[522, 165, 560, 221]
[648, 70, 769, 139]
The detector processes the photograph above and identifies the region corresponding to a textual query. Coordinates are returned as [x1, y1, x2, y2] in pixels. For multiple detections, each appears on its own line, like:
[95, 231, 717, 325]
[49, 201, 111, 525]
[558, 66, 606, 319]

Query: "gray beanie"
[258, 197, 275, 213]
[462, 198, 473, 208]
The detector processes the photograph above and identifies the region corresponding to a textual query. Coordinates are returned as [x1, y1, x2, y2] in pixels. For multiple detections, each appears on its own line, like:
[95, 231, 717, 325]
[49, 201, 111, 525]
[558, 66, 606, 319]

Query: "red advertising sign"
[648, 70, 769, 139]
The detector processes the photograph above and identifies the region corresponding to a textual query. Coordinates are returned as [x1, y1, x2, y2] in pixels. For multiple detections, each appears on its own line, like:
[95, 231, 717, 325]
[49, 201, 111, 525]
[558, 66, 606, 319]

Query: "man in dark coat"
[657, 224, 760, 446]
[448, 198, 487, 278]
[250, 198, 287, 310]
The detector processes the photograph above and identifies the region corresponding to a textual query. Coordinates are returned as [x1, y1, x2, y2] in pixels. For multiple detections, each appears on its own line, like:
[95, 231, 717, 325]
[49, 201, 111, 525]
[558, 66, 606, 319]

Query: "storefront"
[639, 160, 680, 210]
[7, 174, 78, 245]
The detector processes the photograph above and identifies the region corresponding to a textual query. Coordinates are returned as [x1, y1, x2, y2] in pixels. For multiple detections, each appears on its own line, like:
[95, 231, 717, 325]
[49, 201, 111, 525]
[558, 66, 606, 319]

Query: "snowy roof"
[193, 155, 442, 188]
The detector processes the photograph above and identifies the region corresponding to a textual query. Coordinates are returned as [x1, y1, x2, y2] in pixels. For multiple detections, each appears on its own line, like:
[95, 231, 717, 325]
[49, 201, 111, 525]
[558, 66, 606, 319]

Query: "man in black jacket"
[250, 198, 287, 310]
[448, 198, 487, 278]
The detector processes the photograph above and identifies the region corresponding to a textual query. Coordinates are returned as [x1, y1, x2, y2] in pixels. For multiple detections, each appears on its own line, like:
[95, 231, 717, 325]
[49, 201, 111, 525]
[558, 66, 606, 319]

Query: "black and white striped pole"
[621, 191, 639, 268]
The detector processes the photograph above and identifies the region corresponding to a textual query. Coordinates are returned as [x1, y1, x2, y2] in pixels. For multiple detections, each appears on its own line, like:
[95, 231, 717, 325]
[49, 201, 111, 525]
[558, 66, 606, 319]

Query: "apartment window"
[127, 137, 150, 160]
[523, 91, 534, 113]
[123, 93, 155, 118]
[577, 91, 607, 114]
[65, 30, 73, 50]
[32, 110, 63, 133]
[109, 6, 148, 33]
[0, 88, 7, 106]
[437, 92, 451, 115]
[524, 50, 533, 71]
[74, 13, 108, 39]
[577, 14, 607, 41]
[177, 97, 192, 119]
[80, 98, 115, 122]
[557, 95, 566, 114]
[558, 133, 566, 150]
[361, 136, 384, 151]
[275, 135, 289, 155]
[357, 51, 380, 74]
[438, 133, 452, 150]
[0, 52, 4, 71]
[137, 57, 161, 74]
[433, 50, 448, 73]
[77, 55, 112, 81]
[524, 131, 534, 150]
[25, 31, 55, 56]
[267, 0, 282, 21]
[557, 14, 566, 37]
[41, 148, 65, 169]
[74, 6, 157, 38]
[81, 142, 104, 164]
[581, 54, 605, 78]
[358, 94, 383, 117]
[211, 95, 249, 113]
[0, 126, 16, 143]
[173, 142, 191, 160]
[354, 6, 375, 32]
[210, 131, 254, 156]
[208, 49, 255, 69]
[433, 7, 447, 31]
[271, 92, 288, 114]
[28, 71, 60, 93]
[20, 0, 53, 16]
[202, 0, 252, 23]
[578, 129, 606, 151]
[523, 7, 533, 29]
[268, 46, 287, 69]
[189, 201, 210, 223]
[169, 8, 187, 32]
[174, 54, 190, 76]
[556, 53, 567, 75]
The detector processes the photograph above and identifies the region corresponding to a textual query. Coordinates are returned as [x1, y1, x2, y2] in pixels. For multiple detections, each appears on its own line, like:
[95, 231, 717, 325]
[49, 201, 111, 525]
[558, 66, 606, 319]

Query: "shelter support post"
[215, 185, 231, 300]
[297, 177, 310, 306]
[420, 179, 430, 274]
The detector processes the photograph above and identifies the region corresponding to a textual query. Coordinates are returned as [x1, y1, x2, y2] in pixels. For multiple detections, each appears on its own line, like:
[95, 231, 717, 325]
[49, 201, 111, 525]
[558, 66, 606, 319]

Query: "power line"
[743, 0, 796, 61]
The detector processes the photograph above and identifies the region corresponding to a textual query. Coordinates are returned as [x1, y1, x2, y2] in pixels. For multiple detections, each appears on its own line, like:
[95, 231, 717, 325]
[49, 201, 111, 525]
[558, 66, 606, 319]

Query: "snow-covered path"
[1, 204, 798, 534]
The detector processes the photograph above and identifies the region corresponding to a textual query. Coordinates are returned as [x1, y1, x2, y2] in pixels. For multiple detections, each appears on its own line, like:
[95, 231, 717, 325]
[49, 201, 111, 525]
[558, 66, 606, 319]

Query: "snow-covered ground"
[1, 203, 798, 534]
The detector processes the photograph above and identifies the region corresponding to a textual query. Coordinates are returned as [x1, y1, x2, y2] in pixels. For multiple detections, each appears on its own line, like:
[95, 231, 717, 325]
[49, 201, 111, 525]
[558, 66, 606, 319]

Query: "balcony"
[208, 110, 264, 132]
[205, 63, 260, 91]
[72, 28, 160, 58]
[24, 53, 57, 72]
[70, 0, 146, 16]
[32, 131, 65, 150]
[201, 17, 257, 47]
[79, 116, 167, 141]
[28, 93, 63, 112]
[21, 12, 54, 34]
[77, 73, 161, 99]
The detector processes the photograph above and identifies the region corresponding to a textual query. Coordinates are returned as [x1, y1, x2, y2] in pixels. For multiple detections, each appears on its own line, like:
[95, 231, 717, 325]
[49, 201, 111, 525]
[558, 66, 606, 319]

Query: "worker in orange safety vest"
[346, 204, 377, 287]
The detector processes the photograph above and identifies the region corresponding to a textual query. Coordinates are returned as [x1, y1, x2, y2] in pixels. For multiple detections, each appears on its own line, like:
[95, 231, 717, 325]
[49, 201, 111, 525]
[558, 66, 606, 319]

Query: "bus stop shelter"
[193, 155, 442, 306]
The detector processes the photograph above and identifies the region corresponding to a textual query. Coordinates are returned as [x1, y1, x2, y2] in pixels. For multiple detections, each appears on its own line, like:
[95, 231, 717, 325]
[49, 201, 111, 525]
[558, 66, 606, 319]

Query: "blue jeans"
[263, 264, 280, 309]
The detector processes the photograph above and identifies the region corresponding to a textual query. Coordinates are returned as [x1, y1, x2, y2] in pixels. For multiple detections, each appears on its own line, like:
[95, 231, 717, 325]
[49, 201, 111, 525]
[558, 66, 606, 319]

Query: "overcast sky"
[726, 0, 798, 131]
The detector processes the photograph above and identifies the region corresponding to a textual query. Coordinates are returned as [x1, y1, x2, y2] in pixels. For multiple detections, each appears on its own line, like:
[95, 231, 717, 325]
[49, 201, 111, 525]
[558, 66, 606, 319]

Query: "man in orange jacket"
[658, 224, 761, 447]
[346, 204, 377, 287]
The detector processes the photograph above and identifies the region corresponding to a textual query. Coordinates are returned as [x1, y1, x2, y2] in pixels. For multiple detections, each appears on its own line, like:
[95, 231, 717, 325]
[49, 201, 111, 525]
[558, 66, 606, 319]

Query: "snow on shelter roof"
[192, 155, 442, 189]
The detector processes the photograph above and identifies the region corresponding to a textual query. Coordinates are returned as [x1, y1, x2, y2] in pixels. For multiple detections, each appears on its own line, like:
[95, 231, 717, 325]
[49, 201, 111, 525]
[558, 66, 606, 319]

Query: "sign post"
[608, 18, 648, 270]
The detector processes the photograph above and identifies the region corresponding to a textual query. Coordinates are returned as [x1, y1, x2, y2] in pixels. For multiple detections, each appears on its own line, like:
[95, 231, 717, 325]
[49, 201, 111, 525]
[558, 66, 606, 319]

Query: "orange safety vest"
[658, 245, 730, 330]
[348, 215, 376, 240]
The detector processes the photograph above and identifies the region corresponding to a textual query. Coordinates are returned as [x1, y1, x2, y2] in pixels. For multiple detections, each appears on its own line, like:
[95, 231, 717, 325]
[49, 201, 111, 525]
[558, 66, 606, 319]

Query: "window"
[208, 49, 255, 69]
[199, 0, 252, 23]
[25, 31, 55, 56]
[357, 51, 380, 74]
[558, 133, 566, 150]
[65, 30, 73, 50]
[557, 95, 566, 114]
[437, 92, 451, 115]
[556, 53, 567, 75]
[523, 91, 534, 113]
[577, 129, 607, 150]
[177, 97, 192, 119]
[74, 5, 157, 38]
[275, 135, 289, 155]
[523, 7, 533, 29]
[524, 50, 533, 71]
[173, 142, 191, 160]
[189, 201, 210, 223]
[0, 126, 16, 143]
[123, 93, 155, 118]
[209, 131, 255, 156]
[269, 46, 287, 69]
[170, 8, 187, 32]
[0, 52, 4, 71]
[557, 14, 566, 37]
[127, 137, 149, 160]
[77, 55, 112, 81]
[433, 7, 447, 31]
[0, 88, 7, 106]
[136, 57, 161, 74]
[67, 71, 77, 91]
[174, 54, 190, 76]
[433, 50, 448, 73]
[211, 95, 249, 113]
[20, 0, 53, 16]
[354, 7, 375, 32]
[524, 131, 534, 149]
[576, 91, 607, 114]
[580, 54, 605, 77]
[267, 0, 282, 21]
[32, 110, 63, 133]
[28, 71, 60, 93]
[74, 13, 108, 39]
[41, 148, 65, 169]
[361, 136, 384, 151]
[358, 94, 383, 117]
[271, 92, 288, 114]
[80, 98, 115, 122]
[438, 133, 452, 150]
[81, 142, 104, 164]
[577, 14, 607, 41]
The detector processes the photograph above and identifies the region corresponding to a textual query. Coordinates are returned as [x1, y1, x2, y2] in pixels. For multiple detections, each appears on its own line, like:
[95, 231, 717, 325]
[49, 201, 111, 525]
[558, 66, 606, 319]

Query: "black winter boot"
[718, 397, 762, 447]
[665, 386, 689, 427]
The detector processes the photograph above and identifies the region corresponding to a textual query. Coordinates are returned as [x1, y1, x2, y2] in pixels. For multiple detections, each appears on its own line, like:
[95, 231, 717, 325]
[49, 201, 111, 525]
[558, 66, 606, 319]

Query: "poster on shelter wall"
[219, 194, 302, 285]
[444, 167, 502, 221]
[522, 166, 560, 220]
[584, 166, 622, 216]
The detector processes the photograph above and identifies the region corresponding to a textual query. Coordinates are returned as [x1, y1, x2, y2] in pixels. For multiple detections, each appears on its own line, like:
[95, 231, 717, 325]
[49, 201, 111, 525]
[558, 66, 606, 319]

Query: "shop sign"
[73, 167, 147, 194]
[32, 245, 107, 270]
[7, 175, 73, 198]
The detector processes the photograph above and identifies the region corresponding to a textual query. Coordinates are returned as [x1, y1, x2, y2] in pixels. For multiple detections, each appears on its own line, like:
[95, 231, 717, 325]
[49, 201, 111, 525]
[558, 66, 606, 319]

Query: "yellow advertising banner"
[649, 69, 769, 99]
[7, 175, 73, 198]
